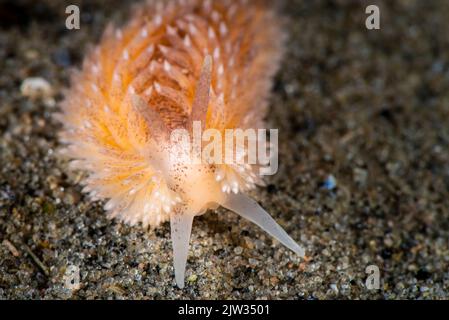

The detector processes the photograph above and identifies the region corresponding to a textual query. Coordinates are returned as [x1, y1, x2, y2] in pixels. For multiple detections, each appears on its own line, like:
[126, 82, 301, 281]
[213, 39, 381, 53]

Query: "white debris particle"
[20, 77, 55, 107]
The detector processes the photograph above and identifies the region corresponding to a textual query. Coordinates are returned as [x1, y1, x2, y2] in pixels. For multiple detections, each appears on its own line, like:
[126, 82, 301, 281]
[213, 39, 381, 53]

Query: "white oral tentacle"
[221, 193, 305, 257]
[170, 210, 194, 289]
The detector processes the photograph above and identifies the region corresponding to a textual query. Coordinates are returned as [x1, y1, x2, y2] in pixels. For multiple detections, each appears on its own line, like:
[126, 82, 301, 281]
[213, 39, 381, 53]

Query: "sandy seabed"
[0, 0, 448, 299]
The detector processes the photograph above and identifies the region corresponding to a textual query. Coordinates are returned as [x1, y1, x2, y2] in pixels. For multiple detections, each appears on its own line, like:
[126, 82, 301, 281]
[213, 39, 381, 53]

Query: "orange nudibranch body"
[58, 0, 304, 288]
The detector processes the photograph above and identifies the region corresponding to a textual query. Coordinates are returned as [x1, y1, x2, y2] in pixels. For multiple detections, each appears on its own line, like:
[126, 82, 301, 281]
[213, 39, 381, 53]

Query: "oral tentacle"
[221, 193, 305, 257]
[170, 209, 194, 289]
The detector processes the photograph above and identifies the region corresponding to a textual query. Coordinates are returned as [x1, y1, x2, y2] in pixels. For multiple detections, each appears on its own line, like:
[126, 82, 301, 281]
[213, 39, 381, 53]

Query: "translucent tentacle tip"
[170, 194, 305, 288]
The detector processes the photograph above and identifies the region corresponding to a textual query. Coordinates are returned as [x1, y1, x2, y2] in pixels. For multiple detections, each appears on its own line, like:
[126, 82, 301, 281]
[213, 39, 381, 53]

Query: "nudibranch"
[57, 0, 304, 288]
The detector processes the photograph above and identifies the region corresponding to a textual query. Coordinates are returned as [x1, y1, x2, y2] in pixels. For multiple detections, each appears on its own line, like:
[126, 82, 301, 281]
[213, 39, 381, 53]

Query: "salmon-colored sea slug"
[57, 0, 304, 288]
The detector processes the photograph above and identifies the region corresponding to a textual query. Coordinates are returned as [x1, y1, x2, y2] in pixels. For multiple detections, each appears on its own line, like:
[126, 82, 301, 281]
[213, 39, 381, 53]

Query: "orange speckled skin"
[57, 0, 284, 228]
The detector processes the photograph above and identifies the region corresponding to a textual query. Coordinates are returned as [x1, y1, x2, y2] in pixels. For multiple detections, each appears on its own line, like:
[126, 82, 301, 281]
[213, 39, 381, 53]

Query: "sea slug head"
[130, 56, 304, 288]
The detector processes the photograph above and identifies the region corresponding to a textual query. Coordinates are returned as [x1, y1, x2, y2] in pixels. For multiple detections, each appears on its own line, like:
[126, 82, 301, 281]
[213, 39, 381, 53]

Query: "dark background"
[0, 0, 448, 299]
